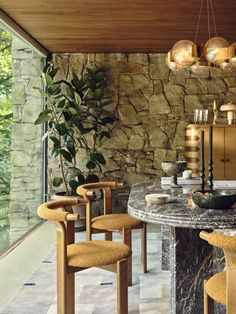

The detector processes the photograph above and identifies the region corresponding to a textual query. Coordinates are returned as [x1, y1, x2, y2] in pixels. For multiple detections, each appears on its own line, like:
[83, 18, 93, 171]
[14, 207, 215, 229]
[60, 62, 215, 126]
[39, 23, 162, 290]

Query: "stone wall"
[53, 53, 236, 186]
[10, 38, 44, 217]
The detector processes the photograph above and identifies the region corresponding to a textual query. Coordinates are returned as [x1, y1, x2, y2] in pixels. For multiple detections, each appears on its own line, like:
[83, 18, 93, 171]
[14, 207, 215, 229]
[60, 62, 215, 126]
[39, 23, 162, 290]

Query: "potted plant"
[35, 62, 115, 229]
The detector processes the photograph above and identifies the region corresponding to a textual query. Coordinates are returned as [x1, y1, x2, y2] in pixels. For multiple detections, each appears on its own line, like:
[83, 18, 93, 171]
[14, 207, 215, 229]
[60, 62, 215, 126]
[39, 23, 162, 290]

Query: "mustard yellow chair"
[200, 231, 236, 314]
[37, 199, 131, 314]
[77, 181, 147, 286]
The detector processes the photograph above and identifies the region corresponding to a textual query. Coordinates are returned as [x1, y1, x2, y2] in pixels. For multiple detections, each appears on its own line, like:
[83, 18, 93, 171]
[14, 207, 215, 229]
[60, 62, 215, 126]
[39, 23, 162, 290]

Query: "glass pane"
[0, 30, 45, 255]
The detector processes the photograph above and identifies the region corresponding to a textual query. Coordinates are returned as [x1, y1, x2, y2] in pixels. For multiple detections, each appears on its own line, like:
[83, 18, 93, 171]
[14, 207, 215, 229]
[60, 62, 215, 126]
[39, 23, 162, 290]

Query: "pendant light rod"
[194, 0, 204, 43]
[207, 0, 211, 39]
[209, 0, 218, 37]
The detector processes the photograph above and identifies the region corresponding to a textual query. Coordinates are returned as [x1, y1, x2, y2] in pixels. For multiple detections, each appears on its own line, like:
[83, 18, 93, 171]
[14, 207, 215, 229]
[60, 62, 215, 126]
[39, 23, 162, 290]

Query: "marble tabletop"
[128, 180, 236, 229]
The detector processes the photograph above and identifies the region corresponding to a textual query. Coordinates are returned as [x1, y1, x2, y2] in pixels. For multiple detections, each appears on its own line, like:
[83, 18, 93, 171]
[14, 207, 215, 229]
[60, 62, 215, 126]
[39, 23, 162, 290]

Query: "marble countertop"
[128, 180, 236, 229]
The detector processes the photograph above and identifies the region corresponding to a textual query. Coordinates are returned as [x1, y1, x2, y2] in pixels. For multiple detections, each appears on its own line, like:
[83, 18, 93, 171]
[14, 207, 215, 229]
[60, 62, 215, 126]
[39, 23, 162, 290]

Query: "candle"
[200, 130, 205, 190]
[209, 125, 213, 165]
[208, 125, 213, 190]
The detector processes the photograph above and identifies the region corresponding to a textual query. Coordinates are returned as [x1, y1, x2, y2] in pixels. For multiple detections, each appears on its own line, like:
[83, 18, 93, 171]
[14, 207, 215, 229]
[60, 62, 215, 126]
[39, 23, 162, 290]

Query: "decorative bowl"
[161, 160, 187, 188]
[192, 190, 236, 209]
[145, 193, 171, 205]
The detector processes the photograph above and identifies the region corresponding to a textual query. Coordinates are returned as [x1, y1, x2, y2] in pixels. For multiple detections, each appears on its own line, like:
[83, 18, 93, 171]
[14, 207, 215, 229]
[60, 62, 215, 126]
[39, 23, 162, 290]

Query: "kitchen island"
[128, 180, 236, 314]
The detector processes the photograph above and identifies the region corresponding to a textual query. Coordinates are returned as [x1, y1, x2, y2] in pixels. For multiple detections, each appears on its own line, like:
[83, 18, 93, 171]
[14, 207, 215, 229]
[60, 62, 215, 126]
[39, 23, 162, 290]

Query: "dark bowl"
[192, 190, 236, 210]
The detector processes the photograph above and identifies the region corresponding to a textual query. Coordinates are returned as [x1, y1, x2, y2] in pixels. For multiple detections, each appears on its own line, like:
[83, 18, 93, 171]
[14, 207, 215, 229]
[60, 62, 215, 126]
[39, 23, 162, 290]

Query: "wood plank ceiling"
[0, 0, 236, 53]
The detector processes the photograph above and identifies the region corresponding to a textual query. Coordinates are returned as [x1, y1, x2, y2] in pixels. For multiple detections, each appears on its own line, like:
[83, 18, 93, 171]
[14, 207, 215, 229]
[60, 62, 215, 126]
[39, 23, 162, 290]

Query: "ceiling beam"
[0, 9, 49, 57]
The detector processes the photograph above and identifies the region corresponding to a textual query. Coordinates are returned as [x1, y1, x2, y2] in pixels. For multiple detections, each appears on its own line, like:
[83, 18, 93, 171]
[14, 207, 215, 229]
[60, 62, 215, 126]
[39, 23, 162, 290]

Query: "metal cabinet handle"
[221, 159, 225, 162]
[225, 159, 230, 162]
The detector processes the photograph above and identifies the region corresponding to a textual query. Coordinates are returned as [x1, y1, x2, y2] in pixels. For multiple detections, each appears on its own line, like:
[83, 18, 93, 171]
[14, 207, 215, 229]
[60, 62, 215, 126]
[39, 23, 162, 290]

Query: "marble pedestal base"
[169, 227, 225, 314]
[161, 224, 170, 270]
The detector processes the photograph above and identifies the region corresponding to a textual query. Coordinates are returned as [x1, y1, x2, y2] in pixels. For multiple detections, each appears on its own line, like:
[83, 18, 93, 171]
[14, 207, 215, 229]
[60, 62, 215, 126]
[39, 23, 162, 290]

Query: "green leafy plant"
[35, 63, 115, 195]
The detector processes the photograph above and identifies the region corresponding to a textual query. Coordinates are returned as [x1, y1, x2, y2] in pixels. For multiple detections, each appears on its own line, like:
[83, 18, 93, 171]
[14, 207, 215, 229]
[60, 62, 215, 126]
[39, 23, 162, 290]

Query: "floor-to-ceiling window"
[0, 29, 45, 255]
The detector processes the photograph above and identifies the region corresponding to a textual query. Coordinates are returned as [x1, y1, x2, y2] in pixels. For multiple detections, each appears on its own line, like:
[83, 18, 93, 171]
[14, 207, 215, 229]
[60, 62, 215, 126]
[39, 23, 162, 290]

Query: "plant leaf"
[100, 116, 115, 125]
[55, 123, 68, 136]
[60, 149, 73, 162]
[52, 177, 63, 187]
[86, 174, 99, 183]
[34, 114, 51, 125]
[69, 179, 83, 192]
[94, 152, 106, 165]
[42, 73, 53, 86]
[86, 160, 96, 169]
[49, 67, 59, 79]
[50, 147, 60, 158]
[50, 136, 61, 148]
[68, 145, 76, 157]
[94, 88, 104, 100]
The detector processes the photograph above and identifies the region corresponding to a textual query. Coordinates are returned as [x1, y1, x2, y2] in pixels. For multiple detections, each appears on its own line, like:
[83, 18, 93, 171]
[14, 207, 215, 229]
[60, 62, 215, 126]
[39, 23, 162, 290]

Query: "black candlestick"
[200, 130, 205, 191]
[208, 125, 213, 190]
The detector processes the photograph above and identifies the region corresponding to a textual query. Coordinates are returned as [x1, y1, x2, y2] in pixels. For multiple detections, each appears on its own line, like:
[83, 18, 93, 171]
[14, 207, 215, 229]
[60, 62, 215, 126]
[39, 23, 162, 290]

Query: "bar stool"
[77, 181, 147, 286]
[37, 198, 131, 314]
[200, 231, 236, 314]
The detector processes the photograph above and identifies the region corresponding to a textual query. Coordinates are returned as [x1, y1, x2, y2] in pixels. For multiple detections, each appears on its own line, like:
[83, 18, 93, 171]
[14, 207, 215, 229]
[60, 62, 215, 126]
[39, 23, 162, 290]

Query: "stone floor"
[1, 224, 170, 314]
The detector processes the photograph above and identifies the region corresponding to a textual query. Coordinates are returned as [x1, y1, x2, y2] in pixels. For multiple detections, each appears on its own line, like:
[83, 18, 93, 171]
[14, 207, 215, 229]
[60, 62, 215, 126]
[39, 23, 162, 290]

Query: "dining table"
[128, 180, 236, 314]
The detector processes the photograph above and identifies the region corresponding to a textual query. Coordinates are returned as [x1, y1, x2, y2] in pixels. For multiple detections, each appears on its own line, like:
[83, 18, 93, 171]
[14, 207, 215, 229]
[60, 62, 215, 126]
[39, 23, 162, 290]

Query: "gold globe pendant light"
[167, 0, 234, 72]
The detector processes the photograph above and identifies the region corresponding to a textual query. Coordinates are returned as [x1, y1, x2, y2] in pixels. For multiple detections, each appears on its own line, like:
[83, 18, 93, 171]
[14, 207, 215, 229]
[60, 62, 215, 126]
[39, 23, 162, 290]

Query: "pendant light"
[167, 0, 235, 72]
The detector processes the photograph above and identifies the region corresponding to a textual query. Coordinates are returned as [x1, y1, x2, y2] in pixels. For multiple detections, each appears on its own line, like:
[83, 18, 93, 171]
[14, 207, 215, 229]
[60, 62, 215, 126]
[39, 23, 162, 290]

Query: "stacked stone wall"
[10, 38, 44, 217]
[53, 53, 236, 186]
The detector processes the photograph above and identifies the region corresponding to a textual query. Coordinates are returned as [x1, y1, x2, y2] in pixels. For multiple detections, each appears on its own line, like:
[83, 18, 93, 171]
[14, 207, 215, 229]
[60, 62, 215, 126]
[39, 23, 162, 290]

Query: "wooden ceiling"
[0, 0, 236, 53]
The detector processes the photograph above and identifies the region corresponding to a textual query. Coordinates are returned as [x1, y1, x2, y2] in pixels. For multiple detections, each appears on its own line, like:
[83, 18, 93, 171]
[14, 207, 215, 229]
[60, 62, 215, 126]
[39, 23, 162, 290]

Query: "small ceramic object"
[220, 103, 236, 125]
[145, 193, 171, 205]
[183, 170, 192, 179]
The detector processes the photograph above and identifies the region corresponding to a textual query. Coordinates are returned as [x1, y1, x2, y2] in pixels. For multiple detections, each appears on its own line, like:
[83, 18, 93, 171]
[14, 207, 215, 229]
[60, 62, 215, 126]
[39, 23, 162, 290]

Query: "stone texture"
[10, 38, 44, 217]
[149, 93, 170, 115]
[184, 95, 203, 113]
[52, 52, 236, 186]
[118, 97, 140, 125]
[129, 90, 149, 111]
[149, 127, 168, 148]
[128, 125, 145, 150]
[128, 53, 148, 65]
[164, 84, 184, 107]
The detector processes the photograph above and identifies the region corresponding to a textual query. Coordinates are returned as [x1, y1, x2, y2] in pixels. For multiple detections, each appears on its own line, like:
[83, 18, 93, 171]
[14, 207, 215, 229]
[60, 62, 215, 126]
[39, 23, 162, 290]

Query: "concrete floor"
[0, 223, 170, 314]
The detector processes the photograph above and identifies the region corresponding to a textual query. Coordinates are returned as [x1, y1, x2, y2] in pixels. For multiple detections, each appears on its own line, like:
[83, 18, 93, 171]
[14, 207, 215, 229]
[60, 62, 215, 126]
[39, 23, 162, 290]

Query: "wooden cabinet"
[185, 125, 236, 180]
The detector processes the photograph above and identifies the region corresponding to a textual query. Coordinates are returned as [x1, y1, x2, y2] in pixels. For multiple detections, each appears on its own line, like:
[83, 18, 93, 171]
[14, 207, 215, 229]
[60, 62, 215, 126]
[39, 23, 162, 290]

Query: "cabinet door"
[225, 128, 236, 179]
[202, 126, 225, 180]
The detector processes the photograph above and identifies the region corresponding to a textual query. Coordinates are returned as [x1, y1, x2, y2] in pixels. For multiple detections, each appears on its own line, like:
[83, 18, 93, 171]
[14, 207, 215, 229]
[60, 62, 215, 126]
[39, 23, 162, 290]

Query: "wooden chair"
[37, 198, 131, 314]
[200, 231, 236, 314]
[77, 181, 147, 286]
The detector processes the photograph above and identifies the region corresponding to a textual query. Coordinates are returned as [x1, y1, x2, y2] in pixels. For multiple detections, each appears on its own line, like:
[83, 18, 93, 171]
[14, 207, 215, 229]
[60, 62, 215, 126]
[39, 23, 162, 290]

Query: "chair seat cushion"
[91, 213, 141, 231]
[67, 240, 131, 268]
[206, 271, 226, 305]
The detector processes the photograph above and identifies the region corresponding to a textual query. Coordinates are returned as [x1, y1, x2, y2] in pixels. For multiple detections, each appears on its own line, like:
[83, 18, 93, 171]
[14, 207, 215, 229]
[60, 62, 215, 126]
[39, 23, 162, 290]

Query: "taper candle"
[208, 125, 213, 190]
[200, 130, 205, 191]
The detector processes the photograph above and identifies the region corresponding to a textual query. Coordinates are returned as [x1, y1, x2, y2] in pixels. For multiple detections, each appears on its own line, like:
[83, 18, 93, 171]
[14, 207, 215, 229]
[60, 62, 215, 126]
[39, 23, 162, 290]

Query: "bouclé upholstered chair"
[200, 230, 236, 314]
[77, 181, 147, 286]
[37, 198, 131, 314]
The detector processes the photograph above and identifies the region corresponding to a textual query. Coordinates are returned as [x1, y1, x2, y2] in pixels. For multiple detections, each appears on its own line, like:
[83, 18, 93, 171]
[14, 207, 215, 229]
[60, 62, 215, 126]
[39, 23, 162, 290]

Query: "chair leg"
[122, 228, 132, 286]
[105, 231, 113, 241]
[204, 279, 214, 314]
[57, 261, 67, 314]
[117, 259, 128, 314]
[141, 222, 147, 273]
[67, 272, 75, 314]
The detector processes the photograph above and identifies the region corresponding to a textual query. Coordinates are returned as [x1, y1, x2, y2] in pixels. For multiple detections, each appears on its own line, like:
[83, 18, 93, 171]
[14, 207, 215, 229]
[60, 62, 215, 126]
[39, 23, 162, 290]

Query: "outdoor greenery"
[35, 63, 115, 195]
[0, 30, 12, 196]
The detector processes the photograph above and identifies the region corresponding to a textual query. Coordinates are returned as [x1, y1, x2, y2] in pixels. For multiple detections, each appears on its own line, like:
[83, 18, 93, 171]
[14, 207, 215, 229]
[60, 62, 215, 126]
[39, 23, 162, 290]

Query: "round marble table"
[128, 180, 236, 314]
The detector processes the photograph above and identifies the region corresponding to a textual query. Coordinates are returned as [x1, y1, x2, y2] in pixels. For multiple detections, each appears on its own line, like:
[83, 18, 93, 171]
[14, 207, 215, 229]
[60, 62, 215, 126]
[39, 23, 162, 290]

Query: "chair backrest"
[200, 230, 236, 312]
[200, 230, 236, 252]
[77, 181, 124, 215]
[37, 198, 88, 246]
